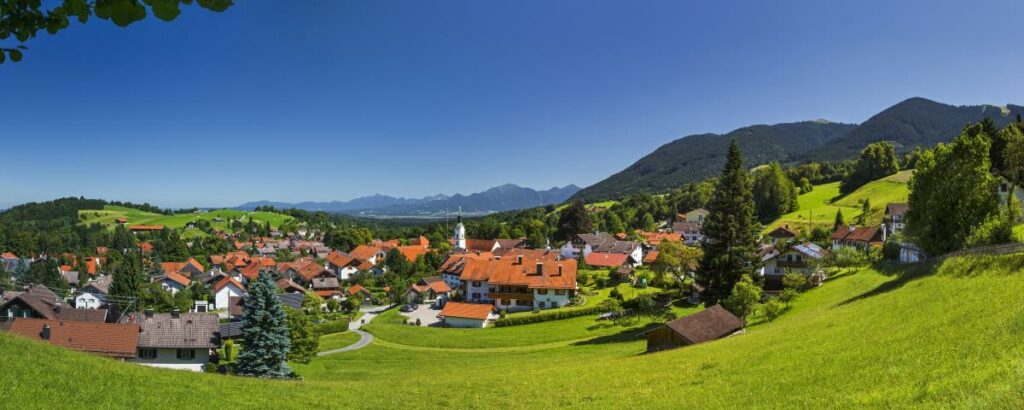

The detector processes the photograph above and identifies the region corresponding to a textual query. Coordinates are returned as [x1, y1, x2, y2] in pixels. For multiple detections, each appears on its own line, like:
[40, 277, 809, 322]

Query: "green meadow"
[3, 252, 1022, 408]
[78, 205, 294, 235]
[766, 170, 912, 232]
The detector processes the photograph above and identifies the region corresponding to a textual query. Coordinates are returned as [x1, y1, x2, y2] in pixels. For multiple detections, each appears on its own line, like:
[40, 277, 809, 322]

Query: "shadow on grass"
[836, 260, 938, 307]
[572, 322, 661, 346]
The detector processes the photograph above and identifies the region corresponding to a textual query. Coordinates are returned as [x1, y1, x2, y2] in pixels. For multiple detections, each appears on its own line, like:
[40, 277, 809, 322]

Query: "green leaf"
[197, 0, 233, 12]
[150, 0, 182, 21]
[96, 0, 147, 27]
[9, 49, 22, 62]
[0, 51, 6, 64]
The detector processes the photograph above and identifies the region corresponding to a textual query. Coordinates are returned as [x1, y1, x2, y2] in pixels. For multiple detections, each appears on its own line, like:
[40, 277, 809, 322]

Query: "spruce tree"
[833, 209, 845, 231]
[697, 140, 760, 305]
[110, 250, 146, 311]
[236, 270, 292, 379]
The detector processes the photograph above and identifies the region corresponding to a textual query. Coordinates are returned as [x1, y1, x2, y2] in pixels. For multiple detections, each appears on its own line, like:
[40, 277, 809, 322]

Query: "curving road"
[316, 306, 387, 356]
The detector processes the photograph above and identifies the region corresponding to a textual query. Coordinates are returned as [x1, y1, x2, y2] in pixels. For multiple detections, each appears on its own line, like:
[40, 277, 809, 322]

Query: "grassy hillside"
[2, 253, 1023, 408]
[765, 170, 911, 232]
[78, 205, 294, 233]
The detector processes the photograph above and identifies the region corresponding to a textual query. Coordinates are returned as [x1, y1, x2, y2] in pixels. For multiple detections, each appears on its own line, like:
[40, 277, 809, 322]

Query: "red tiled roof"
[325, 251, 354, 268]
[396, 245, 427, 262]
[163, 271, 191, 287]
[214, 276, 245, 293]
[315, 290, 341, 298]
[236, 262, 262, 280]
[458, 258, 577, 290]
[585, 252, 630, 268]
[59, 265, 72, 273]
[347, 284, 370, 296]
[275, 278, 304, 292]
[831, 225, 884, 244]
[296, 262, 329, 281]
[95, 247, 108, 255]
[643, 251, 659, 264]
[637, 231, 682, 246]
[138, 242, 154, 253]
[440, 302, 494, 320]
[350, 245, 382, 262]
[8, 318, 139, 358]
[1, 252, 16, 259]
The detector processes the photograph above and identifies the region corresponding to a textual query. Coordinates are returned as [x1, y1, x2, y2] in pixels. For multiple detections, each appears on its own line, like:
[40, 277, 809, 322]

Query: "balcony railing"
[488, 292, 534, 301]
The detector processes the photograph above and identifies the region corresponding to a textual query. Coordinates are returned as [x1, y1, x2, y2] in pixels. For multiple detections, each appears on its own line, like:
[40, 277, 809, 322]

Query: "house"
[884, 203, 909, 235]
[160, 258, 206, 278]
[766, 225, 798, 246]
[213, 276, 245, 314]
[75, 276, 112, 309]
[439, 302, 496, 328]
[584, 252, 634, 268]
[350, 245, 387, 265]
[614, 265, 635, 281]
[457, 257, 578, 311]
[6, 318, 139, 359]
[898, 241, 925, 264]
[438, 252, 495, 291]
[645, 305, 745, 353]
[563, 233, 643, 264]
[293, 262, 333, 286]
[156, 271, 191, 295]
[643, 251, 659, 265]
[137, 242, 154, 253]
[403, 277, 452, 304]
[1, 252, 19, 272]
[636, 231, 682, 249]
[61, 269, 81, 288]
[394, 245, 428, 263]
[761, 242, 828, 292]
[128, 310, 220, 372]
[681, 208, 710, 224]
[346, 284, 373, 304]
[672, 221, 704, 245]
[325, 251, 360, 280]
[997, 177, 1024, 205]
[831, 225, 885, 251]
[275, 278, 305, 293]
[1, 285, 108, 322]
[312, 277, 342, 299]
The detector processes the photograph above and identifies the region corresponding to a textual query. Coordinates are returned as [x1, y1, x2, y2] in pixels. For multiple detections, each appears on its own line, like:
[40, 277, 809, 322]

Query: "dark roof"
[576, 233, 640, 254]
[767, 226, 798, 238]
[274, 293, 304, 309]
[661, 305, 745, 345]
[1, 285, 108, 322]
[219, 321, 244, 339]
[229, 296, 244, 317]
[131, 312, 220, 349]
[7, 318, 139, 358]
[81, 277, 112, 295]
[672, 221, 703, 234]
[886, 203, 909, 217]
[312, 277, 340, 290]
[831, 225, 884, 244]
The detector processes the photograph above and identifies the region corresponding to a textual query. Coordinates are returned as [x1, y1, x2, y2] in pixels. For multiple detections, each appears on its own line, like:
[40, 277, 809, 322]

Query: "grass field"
[319, 332, 361, 352]
[765, 170, 912, 232]
[3, 252, 1022, 408]
[78, 205, 294, 234]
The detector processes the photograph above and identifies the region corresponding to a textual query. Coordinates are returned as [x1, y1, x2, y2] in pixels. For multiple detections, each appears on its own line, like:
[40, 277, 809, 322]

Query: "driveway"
[317, 305, 389, 356]
[398, 303, 443, 327]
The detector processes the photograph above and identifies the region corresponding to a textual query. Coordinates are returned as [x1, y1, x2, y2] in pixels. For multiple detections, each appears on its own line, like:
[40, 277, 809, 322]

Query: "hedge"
[493, 304, 607, 327]
[314, 318, 350, 335]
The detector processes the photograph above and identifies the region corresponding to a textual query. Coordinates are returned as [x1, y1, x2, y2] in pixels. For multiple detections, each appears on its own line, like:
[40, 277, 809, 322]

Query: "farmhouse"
[457, 257, 577, 311]
[155, 272, 191, 294]
[646, 305, 744, 353]
[325, 251, 360, 280]
[884, 203, 909, 235]
[312, 277, 342, 299]
[672, 221, 704, 245]
[213, 276, 245, 315]
[128, 310, 220, 372]
[346, 284, 373, 304]
[761, 242, 828, 292]
[439, 302, 496, 328]
[563, 232, 643, 264]
[403, 276, 452, 304]
[766, 225, 798, 246]
[831, 225, 885, 251]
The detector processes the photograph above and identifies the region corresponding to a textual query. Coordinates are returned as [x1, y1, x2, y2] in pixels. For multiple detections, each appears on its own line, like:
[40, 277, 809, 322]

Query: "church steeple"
[454, 206, 466, 251]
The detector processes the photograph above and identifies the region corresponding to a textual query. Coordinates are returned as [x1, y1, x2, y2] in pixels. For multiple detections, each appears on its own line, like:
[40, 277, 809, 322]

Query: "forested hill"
[573, 97, 1023, 202]
[800, 97, 1024, 161]
[571, 121, 856, 201]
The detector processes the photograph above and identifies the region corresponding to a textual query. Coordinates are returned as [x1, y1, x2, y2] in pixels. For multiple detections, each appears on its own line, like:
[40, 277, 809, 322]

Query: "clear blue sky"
[3, 0, 1023, 209]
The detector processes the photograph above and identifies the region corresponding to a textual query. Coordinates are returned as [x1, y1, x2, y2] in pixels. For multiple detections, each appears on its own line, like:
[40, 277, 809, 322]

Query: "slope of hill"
[78, 205, 294, 231]
[572, 121, 856, 201]
[574, 97, 1022, 202]
[238, 184, 580, 217]
[3, 253, 1021, 408]
[764, 170, 912, 232]
[801, 97, 1024, 161]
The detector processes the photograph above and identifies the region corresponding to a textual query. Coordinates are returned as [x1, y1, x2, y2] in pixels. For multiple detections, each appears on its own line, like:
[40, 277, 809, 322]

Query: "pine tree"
[697, 140, 760, 305]
[236, 270, 292, 378]
[110, 250, 146, 311]
[833, 209, 845, 231]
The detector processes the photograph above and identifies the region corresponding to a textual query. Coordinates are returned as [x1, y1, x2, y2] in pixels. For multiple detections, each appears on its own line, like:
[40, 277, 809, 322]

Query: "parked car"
[400, 304, 414, 312]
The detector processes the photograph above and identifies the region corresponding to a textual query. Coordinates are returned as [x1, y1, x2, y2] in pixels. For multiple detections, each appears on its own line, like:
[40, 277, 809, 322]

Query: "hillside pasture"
[78, 205, 294, 233]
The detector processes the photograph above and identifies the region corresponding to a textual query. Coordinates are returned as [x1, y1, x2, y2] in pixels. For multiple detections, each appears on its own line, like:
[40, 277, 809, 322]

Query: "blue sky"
[3, 0, 1023, 209]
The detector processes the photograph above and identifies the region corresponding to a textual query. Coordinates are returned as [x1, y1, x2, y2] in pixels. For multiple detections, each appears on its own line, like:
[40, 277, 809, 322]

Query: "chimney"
[536, 261, 543, 275]
[41, 324, 51, 340]
[516, 255, 523, 264]
[557, 265, 563, 276]
[54, 301, 61, 313]
[144, 309, 154, 319]
[171, 308, 180, 319]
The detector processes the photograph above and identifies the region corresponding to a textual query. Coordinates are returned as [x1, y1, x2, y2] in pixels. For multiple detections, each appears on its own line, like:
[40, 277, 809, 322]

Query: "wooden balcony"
[775, 260, 807, 268]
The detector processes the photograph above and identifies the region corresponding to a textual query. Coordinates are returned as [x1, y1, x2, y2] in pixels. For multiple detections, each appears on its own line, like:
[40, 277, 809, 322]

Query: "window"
[516, 300, 531, 306]
[555, 289, 566, 295]
[472, 281, 481, 287]
[176, 349, 195, 360]
[538, 301, 546, 308]
[138, 348, 157, 360]
[537, 289, 548, 295]
[472, 293, 480, 300]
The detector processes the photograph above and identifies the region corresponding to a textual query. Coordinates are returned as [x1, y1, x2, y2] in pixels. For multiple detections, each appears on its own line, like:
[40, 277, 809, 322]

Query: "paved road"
[317, 306, 387, 356]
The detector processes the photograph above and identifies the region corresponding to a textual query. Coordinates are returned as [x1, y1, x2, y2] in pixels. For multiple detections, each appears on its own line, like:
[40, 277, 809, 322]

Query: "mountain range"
[571, 97, 1024, 202]
[236, 184, 581, 217]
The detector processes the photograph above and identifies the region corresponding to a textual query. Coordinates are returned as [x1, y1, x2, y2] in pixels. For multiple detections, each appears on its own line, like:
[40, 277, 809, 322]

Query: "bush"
[494, 304, 608, 327]
[314, 318, 350, 335]
[762, 299, 785, 322]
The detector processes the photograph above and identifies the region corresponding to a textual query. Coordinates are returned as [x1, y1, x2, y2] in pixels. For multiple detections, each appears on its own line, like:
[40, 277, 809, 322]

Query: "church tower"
[453, 207, 467, 251]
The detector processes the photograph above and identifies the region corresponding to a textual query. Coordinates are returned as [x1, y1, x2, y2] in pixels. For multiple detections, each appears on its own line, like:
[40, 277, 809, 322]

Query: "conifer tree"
[236, 270, 292, 379]
[110, 250, 145, 310]
[833, 209, 845, 232]
[697, 140, 760, 305]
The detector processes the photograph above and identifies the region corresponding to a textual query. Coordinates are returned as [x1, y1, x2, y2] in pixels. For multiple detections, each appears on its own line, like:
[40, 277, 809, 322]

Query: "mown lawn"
[2, 253, 1023, 408]
[318, 332, 361, 352]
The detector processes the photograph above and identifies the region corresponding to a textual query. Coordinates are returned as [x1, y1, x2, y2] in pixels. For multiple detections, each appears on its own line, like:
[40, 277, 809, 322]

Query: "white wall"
[533, 289, 572, 309]
[75, 293, 104, 309]
[214, 285, 243, 310]
[465, 280, 490, 303]
[444, 316, 488, 328]
[132, 348, 210, 372]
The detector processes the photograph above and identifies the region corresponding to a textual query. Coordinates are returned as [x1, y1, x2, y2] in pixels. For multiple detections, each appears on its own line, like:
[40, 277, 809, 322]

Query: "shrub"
[762, 299, 785, 322]
[314, 318, 350, 335]
[494, 304, 608, 327]
[415, 318, 422, 326]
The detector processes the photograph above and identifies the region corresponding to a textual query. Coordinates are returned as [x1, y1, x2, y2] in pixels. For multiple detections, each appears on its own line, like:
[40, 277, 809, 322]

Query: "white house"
[457, 258, 578, 312]
[130, 310, 220, 372]
[884, 203, 909, 235]
[439, 302, 495, 328]
[213, 276, 245, 313]
[157, 272, 190, 295]
[75, 277, 112, 309]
